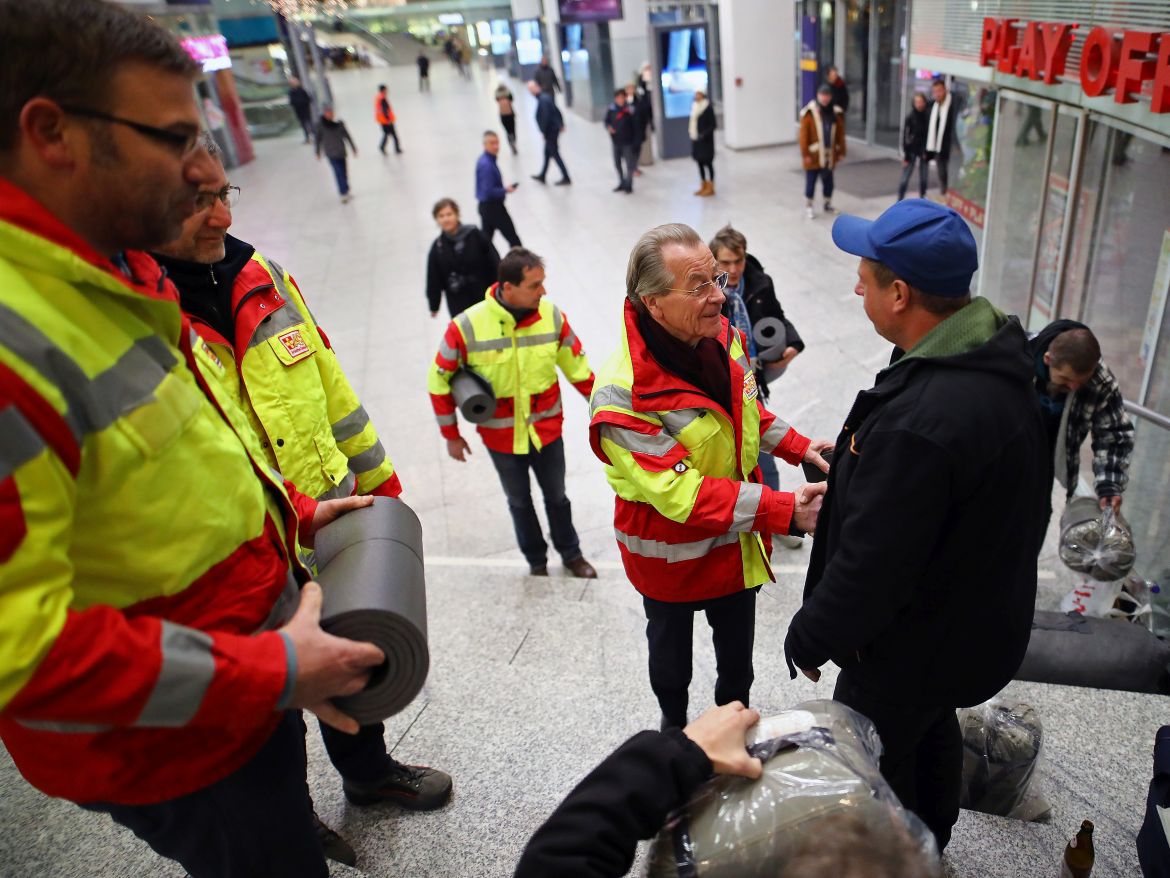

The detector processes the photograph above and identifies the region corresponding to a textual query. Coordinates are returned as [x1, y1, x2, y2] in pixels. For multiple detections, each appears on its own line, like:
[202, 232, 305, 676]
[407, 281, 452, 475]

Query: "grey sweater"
[314, 117, 356, 160]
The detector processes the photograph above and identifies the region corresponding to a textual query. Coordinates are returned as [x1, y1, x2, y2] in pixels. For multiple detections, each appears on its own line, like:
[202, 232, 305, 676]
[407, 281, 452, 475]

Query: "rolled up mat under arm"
[450, 368, 496, 424]
[313, 497, 429, 723]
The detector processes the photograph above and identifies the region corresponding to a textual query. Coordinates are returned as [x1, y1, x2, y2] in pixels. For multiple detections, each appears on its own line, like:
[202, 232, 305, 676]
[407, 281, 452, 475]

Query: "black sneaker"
[529, 565, 549, 576]
[530, 174, 546, 184]
[554, 178, 572, 186]
[343, 761, 453, 810]
[312, 812, 356, 867]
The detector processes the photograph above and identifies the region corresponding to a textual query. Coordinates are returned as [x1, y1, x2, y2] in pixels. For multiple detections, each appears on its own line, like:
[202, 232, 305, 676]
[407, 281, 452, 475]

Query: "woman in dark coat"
[689, 89, 716, 197]
[898, 92, 930, 200]
[425, 197, 500, 318]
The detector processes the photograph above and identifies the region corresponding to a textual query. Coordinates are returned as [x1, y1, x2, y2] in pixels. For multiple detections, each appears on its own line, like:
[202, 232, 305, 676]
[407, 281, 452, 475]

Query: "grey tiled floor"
[0, 58, 1162, 877]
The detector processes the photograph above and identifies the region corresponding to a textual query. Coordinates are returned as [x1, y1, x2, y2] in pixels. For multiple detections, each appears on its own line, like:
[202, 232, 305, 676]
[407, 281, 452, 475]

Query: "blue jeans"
[487, 437, 581, 568]
[326, 156, 349, 195]
[757, 452, 779, 491]
[804, 167, 834, 200]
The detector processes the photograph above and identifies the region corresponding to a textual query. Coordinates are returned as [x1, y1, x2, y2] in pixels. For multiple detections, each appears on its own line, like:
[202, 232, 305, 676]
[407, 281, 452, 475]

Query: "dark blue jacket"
[535, 93, 563, 140]
[475, 152, 507, 203]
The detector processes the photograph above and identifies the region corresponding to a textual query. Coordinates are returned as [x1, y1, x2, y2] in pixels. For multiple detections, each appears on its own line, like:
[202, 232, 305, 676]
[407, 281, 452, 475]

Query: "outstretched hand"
[682, 702, 764, 779]
[792, 481, 828, 534]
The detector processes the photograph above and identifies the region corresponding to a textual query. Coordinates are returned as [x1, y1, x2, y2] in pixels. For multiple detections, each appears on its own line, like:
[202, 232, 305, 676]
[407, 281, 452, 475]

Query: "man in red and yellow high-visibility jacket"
[0, 5, 381, 877]
[589, 224, 830, 730]
[150, 148, 450, 865]
[428, 247, 598, 578]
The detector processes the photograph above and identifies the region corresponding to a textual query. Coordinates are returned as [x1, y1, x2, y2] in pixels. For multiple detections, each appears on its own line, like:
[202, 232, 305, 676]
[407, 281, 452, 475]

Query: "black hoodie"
[902, 104, 929, 160]
[425, 224, 500, 317]
[152, 234, 256, 344]
[785, 313, 1050, 707]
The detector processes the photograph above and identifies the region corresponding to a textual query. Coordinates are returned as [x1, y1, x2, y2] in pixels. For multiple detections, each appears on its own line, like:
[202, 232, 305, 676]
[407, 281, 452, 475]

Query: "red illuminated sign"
[980, 18, 1170, 113]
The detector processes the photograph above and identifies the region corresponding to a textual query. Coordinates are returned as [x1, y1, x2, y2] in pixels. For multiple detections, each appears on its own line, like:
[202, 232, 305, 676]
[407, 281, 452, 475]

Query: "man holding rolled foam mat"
[0, 2, 386, 876]
[784, 200, 1049, 851]
[428, 247, 599, 579]
[151, 140, 452, 863]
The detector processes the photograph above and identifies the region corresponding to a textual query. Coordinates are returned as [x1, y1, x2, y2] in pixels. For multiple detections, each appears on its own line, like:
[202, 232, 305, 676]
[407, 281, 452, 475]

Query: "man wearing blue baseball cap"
[783, 200, 1050, 850]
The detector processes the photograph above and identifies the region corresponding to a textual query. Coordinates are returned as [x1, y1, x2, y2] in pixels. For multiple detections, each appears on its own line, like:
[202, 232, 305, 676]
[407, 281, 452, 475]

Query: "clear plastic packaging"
[958, 700, 1048, 821]
[643, 700, 939, 878]
[1059, 497, 1136, 581]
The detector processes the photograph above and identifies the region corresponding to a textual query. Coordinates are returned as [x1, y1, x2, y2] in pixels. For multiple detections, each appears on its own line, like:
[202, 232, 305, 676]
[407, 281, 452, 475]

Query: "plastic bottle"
[1150, 581, 1170, 639]
[1060, 819, 1094, 877]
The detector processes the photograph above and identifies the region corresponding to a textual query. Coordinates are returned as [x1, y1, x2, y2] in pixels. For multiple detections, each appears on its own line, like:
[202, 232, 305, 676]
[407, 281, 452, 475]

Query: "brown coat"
[799, 100, 846, 170]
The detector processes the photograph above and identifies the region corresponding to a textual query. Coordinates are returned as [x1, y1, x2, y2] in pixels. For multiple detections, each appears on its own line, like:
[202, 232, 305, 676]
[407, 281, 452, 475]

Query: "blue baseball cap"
[830, 199, 978, 297]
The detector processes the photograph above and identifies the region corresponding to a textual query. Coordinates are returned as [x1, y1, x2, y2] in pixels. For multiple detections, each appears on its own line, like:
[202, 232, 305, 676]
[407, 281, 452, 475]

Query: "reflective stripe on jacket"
[428, 285, 594, 454]
[589, 301, 810, 602]
[190, 252, 400, 501]
[0, 179, 314, 805]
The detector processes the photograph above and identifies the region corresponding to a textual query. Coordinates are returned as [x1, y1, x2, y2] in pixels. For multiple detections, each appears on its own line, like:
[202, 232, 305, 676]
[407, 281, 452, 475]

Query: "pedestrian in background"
[477, 130, 522, 247]
[495, 84, 518, 154]
[417, 51, 431, 92]
[631, 70, 655, 175]
[315, 106, 358, 203]
[374, 84, 401, 155]
[530, 81, 571, 186]
[897, 92, 930, 201]
[288, 75, 313, 143]
[826, 66, 850, 114]
[925, 79, 959, 195]
[534, 54, 561, 100]
[426, 197, 500, 318]
[799, 84, 845, 218]
[604, 88, 637, 194]
[689, 89, 716, 197]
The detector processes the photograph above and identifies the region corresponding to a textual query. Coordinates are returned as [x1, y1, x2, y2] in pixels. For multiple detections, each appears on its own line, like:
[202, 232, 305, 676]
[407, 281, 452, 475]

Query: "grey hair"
[201, 131, 221, 161]
[625, 223, 703, 309]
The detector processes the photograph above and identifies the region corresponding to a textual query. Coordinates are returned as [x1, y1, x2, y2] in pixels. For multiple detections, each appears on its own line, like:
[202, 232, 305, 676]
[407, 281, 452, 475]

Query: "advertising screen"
[557, 0, 622, 24]
[181, 35, 232, 73]
[515, 19, 542, 65]
[659, 27, 708, 119]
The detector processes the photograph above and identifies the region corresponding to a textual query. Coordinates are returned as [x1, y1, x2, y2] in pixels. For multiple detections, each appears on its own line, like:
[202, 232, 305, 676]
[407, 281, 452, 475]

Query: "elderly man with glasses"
[150, 137, 453, 868]
[589, 224, 832, 731]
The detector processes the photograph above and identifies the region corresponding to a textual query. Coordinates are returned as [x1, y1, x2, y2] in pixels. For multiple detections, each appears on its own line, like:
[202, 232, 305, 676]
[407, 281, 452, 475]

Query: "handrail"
[343, 19, 396, 63]
[1124, 399, 1170, 431]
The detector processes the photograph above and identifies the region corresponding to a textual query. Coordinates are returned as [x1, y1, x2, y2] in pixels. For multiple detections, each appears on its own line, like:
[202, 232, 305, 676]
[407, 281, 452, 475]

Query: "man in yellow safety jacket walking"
[150, 140, 451, 867]
[428, 247, 599, 578]
[0, 3, 383, 876]
[589, 224, 830, 730]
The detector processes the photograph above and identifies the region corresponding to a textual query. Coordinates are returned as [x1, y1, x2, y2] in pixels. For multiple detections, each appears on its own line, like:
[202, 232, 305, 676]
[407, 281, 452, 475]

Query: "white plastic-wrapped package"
[958, 700, 1049, 821]
[644, 700, 939, 878]
[1059, 497, 1136, 581]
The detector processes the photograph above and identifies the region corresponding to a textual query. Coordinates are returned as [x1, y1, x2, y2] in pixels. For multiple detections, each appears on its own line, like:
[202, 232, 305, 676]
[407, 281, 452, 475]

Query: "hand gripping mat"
[314, 497, 429, 723]
[450, 368, 496, 424]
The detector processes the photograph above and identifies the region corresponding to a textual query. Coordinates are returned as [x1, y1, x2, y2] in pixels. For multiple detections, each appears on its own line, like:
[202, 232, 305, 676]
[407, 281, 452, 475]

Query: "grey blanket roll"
[450, 368, 496, 424]
[314, 497, 429, 724]
[1015, 610, 1170, 695]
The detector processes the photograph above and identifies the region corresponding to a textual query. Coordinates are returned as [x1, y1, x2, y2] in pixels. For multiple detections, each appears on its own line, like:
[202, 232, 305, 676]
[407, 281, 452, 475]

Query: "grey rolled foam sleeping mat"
[313, 497, 429, 724]
[450, 368, 495, 424]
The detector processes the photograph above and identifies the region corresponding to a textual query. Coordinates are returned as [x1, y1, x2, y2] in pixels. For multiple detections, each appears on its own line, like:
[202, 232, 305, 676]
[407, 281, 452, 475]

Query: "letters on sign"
[979, 18, 1170, 113]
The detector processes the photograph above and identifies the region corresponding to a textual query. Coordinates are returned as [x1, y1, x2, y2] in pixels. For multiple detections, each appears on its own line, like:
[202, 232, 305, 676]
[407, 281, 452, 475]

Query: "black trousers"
[295, 111, 313, 142]
[319, 718, 393, 783]
[833, 670, 962, 851]
[926, 151, 950, 194]
[501, 114, 517, 151]
[612, 143, 637, 189]
[538, 134, 570, 181]
[83, 711, 327, 878]
[479, 199, 522, 248]
[379, 123, 401, 153]
[643, 587, 757, 728]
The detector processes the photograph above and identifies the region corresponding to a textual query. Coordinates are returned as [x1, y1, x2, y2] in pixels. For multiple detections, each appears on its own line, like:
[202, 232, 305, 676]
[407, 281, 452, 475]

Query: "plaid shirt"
[1060, 361, 1134, 499]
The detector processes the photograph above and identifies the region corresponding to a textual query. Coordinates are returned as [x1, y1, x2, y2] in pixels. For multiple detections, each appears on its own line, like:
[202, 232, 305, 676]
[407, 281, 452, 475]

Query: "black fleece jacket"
[425, 224, 500, 317]
[785, 316, 1049, 707]
[152, 234, 256, 342]
[515, 728, 711, 878]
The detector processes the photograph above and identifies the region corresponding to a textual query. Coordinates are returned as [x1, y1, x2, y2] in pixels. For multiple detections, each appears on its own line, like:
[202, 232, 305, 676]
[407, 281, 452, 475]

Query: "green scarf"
[890, 296, 1007, 368]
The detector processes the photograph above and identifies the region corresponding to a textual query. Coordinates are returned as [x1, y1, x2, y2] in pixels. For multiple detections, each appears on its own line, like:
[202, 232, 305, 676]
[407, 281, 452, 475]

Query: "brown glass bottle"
[1060, 820, 1095, 877]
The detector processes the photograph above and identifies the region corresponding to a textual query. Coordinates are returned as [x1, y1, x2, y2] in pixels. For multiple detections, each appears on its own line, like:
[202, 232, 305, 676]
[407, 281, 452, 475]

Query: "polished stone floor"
[0, 58, 1161, 878]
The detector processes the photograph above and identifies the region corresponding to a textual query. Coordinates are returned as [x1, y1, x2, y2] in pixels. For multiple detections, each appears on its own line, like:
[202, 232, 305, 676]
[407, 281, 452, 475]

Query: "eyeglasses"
[194, 185, 241, 211]
[58, 104, 201, 158]
[663, 271, 729, 299]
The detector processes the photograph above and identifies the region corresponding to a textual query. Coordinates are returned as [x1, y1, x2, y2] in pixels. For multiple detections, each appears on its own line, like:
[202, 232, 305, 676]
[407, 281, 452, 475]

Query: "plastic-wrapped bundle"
[1059, 497, 1136, 581]
[644, 700, 939, 878]
[958, 700, 1046, 820]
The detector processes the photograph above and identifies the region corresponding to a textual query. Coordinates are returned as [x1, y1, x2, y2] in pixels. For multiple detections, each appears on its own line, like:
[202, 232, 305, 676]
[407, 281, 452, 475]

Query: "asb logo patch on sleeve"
[278, 329, 312, 360]
[743, 370, 758, 402]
